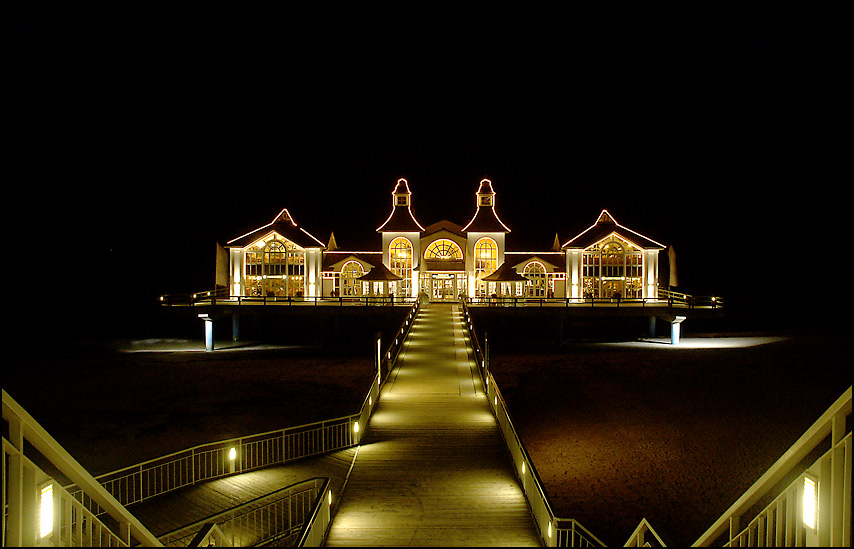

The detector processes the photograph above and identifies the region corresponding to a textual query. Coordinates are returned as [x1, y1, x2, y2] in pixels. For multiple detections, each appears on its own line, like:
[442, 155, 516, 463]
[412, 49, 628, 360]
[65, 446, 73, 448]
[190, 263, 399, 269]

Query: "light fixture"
[328, 491, 333, 505]
[548, 521, 552, 539]
[521, 462, 526, 475]
[228, 447, 237, 461]
[40, 484, 53, 538]
[803, 475, 818, 529]
[354, 421, 360, 433]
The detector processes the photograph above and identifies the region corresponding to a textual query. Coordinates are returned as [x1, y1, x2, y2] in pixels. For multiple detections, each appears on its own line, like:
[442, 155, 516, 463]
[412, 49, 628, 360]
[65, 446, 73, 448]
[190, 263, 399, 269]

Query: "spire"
[552, 232, 561, 251]
[463, 178, 511, 232]
[376, 178, 425, 232]
[327, 231, 338, 251]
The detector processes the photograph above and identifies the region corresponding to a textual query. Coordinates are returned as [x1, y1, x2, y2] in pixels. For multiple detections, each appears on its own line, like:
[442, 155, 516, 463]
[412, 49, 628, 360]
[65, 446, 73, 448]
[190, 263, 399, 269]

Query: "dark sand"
[489, 332, 851, 546]
[5, 330, 850, 547]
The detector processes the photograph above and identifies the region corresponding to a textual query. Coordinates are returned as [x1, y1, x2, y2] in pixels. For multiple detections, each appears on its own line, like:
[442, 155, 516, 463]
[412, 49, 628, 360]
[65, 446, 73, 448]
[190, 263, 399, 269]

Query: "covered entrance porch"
[421, 261, 468, 302]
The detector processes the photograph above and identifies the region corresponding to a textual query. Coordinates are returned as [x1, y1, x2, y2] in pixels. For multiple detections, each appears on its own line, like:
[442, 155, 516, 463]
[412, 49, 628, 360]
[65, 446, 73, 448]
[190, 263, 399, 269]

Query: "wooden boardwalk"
[126, 448, 356, 538]
[325, 303, 541, 546]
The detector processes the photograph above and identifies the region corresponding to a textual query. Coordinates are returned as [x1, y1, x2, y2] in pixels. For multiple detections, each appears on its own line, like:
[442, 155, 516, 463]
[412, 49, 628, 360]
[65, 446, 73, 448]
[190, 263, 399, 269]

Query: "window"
[389, 237, 413, 296]
[424, 239, 462, 260]
[474, 237, 498, 296]
[524, 262, 547, 297]
[243, 234, 306, 297]
[341, 261, 364, 296]
[581, 236, 643, 298]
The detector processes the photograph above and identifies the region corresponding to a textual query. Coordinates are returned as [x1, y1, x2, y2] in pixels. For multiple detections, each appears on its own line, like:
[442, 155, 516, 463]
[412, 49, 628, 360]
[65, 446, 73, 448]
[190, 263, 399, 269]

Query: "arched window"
[424, 239, 462, 260]
[474, 237, 498, 296]
[341, 261, 364, 296]
[244, 236, 305, 297]
[524, 261, 547, 297]
[389, 237, 413, 296]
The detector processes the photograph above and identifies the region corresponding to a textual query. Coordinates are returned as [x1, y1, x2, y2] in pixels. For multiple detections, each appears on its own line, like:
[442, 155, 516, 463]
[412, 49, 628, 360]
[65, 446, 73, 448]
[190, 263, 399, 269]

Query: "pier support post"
[232, 314, 240, 342]
[199, 314, 214, 352]
[671, 316, 686, 345]
[648, 316, 656, 338]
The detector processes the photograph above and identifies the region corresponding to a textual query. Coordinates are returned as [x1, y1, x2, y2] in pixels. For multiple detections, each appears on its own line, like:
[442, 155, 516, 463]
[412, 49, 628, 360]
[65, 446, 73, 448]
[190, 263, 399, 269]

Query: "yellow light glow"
[521, 461, 526, 475]
[354, 421, 360, 433]
[548, 521, 552, 538]
[328, 491, 333, 505]
[494, 396, 498, 406]
[803, 476, 817, 529]
[40, 484, 53, 538]
[228, 447, 236, 461]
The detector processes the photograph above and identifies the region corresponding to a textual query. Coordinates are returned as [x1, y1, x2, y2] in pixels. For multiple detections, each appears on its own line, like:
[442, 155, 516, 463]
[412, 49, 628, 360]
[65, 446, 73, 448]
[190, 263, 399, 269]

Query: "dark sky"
[8, 5, 845, 334]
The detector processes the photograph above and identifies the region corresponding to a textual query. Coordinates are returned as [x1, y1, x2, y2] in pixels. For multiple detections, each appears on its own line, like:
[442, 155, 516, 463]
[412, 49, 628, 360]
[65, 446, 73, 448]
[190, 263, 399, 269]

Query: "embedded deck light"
[40, 484, 53, 538]
[803, 475, 817, 529]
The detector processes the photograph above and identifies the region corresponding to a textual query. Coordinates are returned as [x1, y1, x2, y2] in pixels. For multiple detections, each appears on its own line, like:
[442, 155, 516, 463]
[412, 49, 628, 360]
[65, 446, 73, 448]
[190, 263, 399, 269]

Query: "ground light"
[40, 484, 53, 538]
[803, 475, 818, 529]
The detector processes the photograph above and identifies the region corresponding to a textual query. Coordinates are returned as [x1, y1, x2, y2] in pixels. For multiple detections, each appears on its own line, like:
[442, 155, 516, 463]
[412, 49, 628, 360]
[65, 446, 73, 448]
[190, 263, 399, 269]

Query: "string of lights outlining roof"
[561, 209, 665, 250]
[376, 178, 425, 232]
[227, 207, 326, 248]
[462, 178, 511, 233]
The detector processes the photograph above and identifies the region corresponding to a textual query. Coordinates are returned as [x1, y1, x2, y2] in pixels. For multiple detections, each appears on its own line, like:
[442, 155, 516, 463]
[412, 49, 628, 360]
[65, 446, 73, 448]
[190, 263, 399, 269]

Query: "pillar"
[671, 316, 686, 345]
[648, 316, 656, 338]
[232, 314, 240, 342]
[199, 314, 214, 351]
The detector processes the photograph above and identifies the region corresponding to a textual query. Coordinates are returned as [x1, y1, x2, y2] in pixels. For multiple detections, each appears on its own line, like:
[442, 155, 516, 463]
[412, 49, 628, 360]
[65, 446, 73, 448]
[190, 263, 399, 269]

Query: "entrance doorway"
[430, 274, 456, 301]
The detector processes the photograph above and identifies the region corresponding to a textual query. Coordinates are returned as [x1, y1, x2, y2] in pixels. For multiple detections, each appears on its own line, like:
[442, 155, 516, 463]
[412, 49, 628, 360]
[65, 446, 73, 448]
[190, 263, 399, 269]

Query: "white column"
[671, 316, 686, 345]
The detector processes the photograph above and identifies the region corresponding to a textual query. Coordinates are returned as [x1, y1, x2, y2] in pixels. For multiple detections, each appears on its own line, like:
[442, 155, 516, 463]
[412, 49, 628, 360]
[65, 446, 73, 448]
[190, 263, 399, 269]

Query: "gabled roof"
[322, 251, 383, 271]
[226, 208, 326, 249]
[376, 178, 425, 233]
[357, 262, 402, 281]
[561, 209, 665, 250]
[481, 261, 528, 282]
[506, 253, 564, 272]
[463, 178, 511, 233]
[421, 219, 465, 238]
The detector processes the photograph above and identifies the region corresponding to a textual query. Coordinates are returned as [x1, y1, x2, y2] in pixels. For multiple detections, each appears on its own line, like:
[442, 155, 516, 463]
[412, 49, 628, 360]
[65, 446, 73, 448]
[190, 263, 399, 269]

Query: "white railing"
[460, 302, 606, 547]
[625, 518, 668, 547]
[693, 386, 852, 547]
[157, 477, 328, 547]
[3, 389, 162, 547]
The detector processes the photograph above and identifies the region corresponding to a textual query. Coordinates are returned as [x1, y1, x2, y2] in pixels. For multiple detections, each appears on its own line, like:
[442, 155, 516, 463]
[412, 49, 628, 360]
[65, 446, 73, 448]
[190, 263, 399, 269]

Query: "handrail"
[160, 290, 722, 310]
[625, 517, 669, 547]
[62, 299, 420, 528]
[158, 477, 328, 547]
[160, 291, 419, 307]
[693, 385, 852, 547]
[459, 302, 606, 547]
[3, 389, 162, 546]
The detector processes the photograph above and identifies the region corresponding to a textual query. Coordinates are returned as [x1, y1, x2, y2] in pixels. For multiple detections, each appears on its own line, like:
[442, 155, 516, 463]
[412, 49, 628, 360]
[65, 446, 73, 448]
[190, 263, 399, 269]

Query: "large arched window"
[244, 236, 305, 296]
[581, 236, 643, 299]
[341, 261, 364, 296]
[474, 237, 498, 296]
[524, 261, 547, 297]
[389, 237, 413, 296]
[424, 239, 462, 260]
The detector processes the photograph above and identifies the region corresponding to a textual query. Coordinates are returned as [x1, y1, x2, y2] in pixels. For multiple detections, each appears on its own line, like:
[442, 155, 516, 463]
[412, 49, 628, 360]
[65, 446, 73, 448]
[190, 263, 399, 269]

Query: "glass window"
[424, 239, 462, 260]
[474, 237, 498, 296]
[524, 261, 547, 297]
[389, 237, 413, 296]
[341, 261, 364, 296]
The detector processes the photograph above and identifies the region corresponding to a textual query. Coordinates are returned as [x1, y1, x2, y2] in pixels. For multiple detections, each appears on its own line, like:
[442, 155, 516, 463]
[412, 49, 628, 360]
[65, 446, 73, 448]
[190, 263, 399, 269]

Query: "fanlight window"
[424, 239, 462, 260]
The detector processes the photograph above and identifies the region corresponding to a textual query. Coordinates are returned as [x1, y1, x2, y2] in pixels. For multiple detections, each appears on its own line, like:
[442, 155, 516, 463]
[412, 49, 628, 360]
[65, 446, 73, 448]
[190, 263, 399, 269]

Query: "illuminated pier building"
[219, 178, 665, 303]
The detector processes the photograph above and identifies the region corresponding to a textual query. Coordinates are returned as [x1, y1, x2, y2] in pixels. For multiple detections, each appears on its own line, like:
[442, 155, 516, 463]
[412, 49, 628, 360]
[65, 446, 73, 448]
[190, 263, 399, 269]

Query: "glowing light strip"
[561, 209, 665, 249]
[227, 207, 324, 247]
[462, 179, 511, 232]
[376, 178, 426, 232]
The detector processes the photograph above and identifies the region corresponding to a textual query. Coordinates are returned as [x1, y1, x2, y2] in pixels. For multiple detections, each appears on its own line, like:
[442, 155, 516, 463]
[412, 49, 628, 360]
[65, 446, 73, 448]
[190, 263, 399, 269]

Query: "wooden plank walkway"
[126, 447, 356, 538]
[326, 303, 542, 546]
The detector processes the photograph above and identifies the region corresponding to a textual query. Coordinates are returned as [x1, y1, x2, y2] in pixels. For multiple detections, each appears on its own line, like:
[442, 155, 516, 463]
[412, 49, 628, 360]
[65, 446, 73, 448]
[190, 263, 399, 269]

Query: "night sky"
[8, 5, 845, 339]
